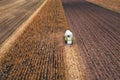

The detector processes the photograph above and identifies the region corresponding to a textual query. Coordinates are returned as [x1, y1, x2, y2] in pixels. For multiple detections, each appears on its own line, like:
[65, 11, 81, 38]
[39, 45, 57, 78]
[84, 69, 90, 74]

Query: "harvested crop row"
[0, 0, 68, 79]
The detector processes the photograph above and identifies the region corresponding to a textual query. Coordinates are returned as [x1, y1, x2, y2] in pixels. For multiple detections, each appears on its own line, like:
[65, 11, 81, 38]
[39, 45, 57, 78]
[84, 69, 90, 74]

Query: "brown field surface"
[62, 0, 120, 80]
[0, 0, 45, 44]
[0, 0, 120, 80]
[87, 0, 120, 13]
[0, 0, 85, 79]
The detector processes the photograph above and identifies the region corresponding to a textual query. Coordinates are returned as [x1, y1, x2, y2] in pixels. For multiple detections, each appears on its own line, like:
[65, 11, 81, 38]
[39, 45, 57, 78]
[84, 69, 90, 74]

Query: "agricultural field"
[0, 0, 120, 80]
[87, 0, 120, 13]
[0, 0, 71, 79]
[62, 0, 120, 80]
[0, 0, 86, 79]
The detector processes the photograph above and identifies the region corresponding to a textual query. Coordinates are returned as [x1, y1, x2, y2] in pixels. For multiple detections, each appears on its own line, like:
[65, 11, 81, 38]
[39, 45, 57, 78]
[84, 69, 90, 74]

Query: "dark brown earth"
[62, 0, 120, 80]
[0, 0, 45, 45]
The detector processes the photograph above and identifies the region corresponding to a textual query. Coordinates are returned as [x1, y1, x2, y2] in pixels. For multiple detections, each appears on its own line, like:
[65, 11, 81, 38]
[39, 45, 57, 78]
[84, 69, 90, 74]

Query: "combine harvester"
[64, 30, 73, 45]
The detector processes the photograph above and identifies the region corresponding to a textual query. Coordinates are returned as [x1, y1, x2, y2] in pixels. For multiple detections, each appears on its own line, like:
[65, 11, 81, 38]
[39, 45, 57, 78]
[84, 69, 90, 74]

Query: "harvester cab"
[64, 30, 73, 45]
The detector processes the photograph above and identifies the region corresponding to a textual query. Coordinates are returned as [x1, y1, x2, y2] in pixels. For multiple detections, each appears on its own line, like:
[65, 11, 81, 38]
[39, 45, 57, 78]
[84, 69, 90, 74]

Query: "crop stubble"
[0, 0, 69, 79]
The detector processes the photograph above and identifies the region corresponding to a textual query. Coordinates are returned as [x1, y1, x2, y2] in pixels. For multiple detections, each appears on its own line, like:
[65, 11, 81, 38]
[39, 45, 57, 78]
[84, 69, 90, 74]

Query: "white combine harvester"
[64, 30, 73, 45]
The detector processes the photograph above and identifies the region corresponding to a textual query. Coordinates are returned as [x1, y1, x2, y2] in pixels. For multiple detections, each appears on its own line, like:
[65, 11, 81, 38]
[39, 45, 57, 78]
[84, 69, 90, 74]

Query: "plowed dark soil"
[62, 0, 120, 80]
